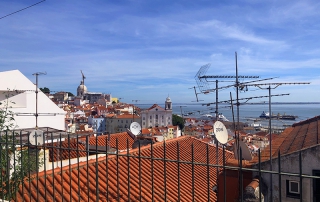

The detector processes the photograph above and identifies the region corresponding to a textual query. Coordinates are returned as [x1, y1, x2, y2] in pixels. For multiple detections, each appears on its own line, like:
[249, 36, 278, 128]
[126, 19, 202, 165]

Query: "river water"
[137, 103, 320, 127]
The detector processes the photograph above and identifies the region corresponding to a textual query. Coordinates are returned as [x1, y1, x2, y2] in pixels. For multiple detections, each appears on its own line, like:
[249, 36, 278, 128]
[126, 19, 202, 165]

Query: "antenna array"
[193, 51, 311, 200]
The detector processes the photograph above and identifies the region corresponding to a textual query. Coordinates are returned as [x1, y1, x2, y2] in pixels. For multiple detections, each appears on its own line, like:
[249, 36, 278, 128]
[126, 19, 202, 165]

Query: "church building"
[75, 72, 112, 106]
[140, 97, 172, 128]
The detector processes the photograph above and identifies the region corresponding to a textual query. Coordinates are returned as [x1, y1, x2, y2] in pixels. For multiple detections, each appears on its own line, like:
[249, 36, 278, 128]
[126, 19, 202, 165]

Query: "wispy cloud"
[0, 0, 319, 103]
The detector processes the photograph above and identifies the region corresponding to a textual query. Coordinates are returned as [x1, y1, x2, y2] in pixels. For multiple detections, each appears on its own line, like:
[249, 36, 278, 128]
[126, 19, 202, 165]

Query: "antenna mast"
[196, 52, 310, 200]
[32, 72, 46, 129]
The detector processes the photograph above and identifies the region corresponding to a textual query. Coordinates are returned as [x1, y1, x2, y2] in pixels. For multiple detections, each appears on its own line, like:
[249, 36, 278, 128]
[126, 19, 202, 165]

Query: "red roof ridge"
[292, 115, 320, 127]
[31, 155, 109, 179]
[122, 136, 190, 155]
[146, 104, 165, 111]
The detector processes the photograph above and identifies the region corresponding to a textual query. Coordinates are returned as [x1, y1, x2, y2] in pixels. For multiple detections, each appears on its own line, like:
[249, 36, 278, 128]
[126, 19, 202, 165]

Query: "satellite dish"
[233, 141, 252, 161]
[29, 130, 44, 146]
[130, 122, 141, 136]
[213, 121, 228, 144]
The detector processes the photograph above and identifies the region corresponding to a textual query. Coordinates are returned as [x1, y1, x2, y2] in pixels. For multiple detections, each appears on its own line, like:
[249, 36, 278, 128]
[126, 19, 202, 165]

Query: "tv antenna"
[194, 59, 261, 123]
[195, 51, 310, 200]
[15, 72, 64, 132]
[189, 86, 204, 102]
[32, 72, 46, 129]
[202, 93, 290, 106]
[244, 81, 310, 199]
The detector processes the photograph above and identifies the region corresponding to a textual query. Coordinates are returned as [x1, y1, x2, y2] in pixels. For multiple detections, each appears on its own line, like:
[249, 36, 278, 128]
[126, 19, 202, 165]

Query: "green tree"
[39, 87, 50, 94]
[0, 90, 43, 200]
[172, 114, 184, 130]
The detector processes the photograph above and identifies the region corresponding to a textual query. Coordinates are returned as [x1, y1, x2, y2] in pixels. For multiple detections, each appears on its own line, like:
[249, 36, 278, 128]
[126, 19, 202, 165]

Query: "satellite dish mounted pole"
[132, 100, 140, 122]
[32, 72, 46, 129]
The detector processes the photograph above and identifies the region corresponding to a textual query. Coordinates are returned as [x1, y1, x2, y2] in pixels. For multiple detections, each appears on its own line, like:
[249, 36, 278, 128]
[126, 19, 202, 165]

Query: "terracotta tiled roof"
[251, 115, 320, 163]
[89, 132, 135, 150]
[146, 104, 165, 111]
[117, 114, 140, 119]
[105, 113, 115, 118]
[48, 132, 135, 162]
[46, 141, 87, 162]
[141, 128, 151, 135]
[16, 136, 234, 202]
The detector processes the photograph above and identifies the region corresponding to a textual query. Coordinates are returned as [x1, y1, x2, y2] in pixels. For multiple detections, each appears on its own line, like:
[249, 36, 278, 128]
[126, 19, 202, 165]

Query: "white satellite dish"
[233, 140, 252, 161]
[29, 130, 44, 146]
[130, 122, 141, 136]
[213, 121, 228, 144]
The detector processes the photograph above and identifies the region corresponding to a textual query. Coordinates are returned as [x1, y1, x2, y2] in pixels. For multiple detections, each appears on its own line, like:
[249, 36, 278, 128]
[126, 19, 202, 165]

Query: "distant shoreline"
[135, 102, 320, 106]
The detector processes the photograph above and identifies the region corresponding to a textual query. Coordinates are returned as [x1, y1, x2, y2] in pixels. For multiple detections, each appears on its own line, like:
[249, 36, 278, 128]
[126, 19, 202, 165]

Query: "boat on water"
[200, 113, 229, 122]
[259, 111, 297, 120]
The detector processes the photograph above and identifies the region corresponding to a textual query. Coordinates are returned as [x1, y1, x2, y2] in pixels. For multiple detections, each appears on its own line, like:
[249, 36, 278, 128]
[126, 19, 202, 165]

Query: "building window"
[143, 122, 145, 125]
[286, 180, 300, 199]
[143, 117, 145, 120]
[156, 115, 158, 119]
[150, 116, 152, 119]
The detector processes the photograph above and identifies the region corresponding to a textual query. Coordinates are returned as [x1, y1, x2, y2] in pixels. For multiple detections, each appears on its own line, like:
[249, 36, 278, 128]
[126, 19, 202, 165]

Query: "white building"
[76, 77, 112, 106]
[0, 70, 66, 131]
[140, 97, 172, 128]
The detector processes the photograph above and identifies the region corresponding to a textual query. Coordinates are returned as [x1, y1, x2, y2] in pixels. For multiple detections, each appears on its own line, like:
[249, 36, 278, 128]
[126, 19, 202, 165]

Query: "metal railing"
[1, 130, 320, 202]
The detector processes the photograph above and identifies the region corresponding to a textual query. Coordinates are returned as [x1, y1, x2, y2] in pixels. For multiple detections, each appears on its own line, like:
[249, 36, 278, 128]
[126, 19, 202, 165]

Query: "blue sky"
[0, 0, 319, 104]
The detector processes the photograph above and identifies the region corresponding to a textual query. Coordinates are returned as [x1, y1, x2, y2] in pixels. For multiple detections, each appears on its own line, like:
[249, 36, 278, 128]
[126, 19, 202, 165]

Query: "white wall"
[255, 145, 320, 202]
[0, 70, 66, 131]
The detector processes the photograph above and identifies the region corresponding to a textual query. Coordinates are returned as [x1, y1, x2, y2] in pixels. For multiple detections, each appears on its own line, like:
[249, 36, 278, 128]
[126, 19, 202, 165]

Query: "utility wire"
[0, 0, 45, 20]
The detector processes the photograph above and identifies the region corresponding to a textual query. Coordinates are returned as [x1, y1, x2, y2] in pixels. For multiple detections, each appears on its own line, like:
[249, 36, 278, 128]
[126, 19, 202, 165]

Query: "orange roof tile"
[251, 115, 320, 163]
[116, 114, 140, 119]
[146, 104, 165, 111]
[46, 140, 87, 162]
[16, 136, 234, 202]
[89, 132, 135, 150]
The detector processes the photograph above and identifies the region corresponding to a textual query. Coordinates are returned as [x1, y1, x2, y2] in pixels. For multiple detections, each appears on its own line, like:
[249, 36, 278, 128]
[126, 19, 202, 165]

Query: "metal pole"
[35, 74, 39, 129]
[268, 85, 273, 200]
[235, 52, 240, 145]
[180, 106, 186, 135]
[216, 80, 218, 120]
[133, 105, 134, 122]
[32, 72, 46, 129]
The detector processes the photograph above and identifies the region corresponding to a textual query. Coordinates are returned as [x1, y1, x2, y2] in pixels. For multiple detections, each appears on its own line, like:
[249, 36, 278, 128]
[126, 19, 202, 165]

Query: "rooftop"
[16, 136, 234, 201]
